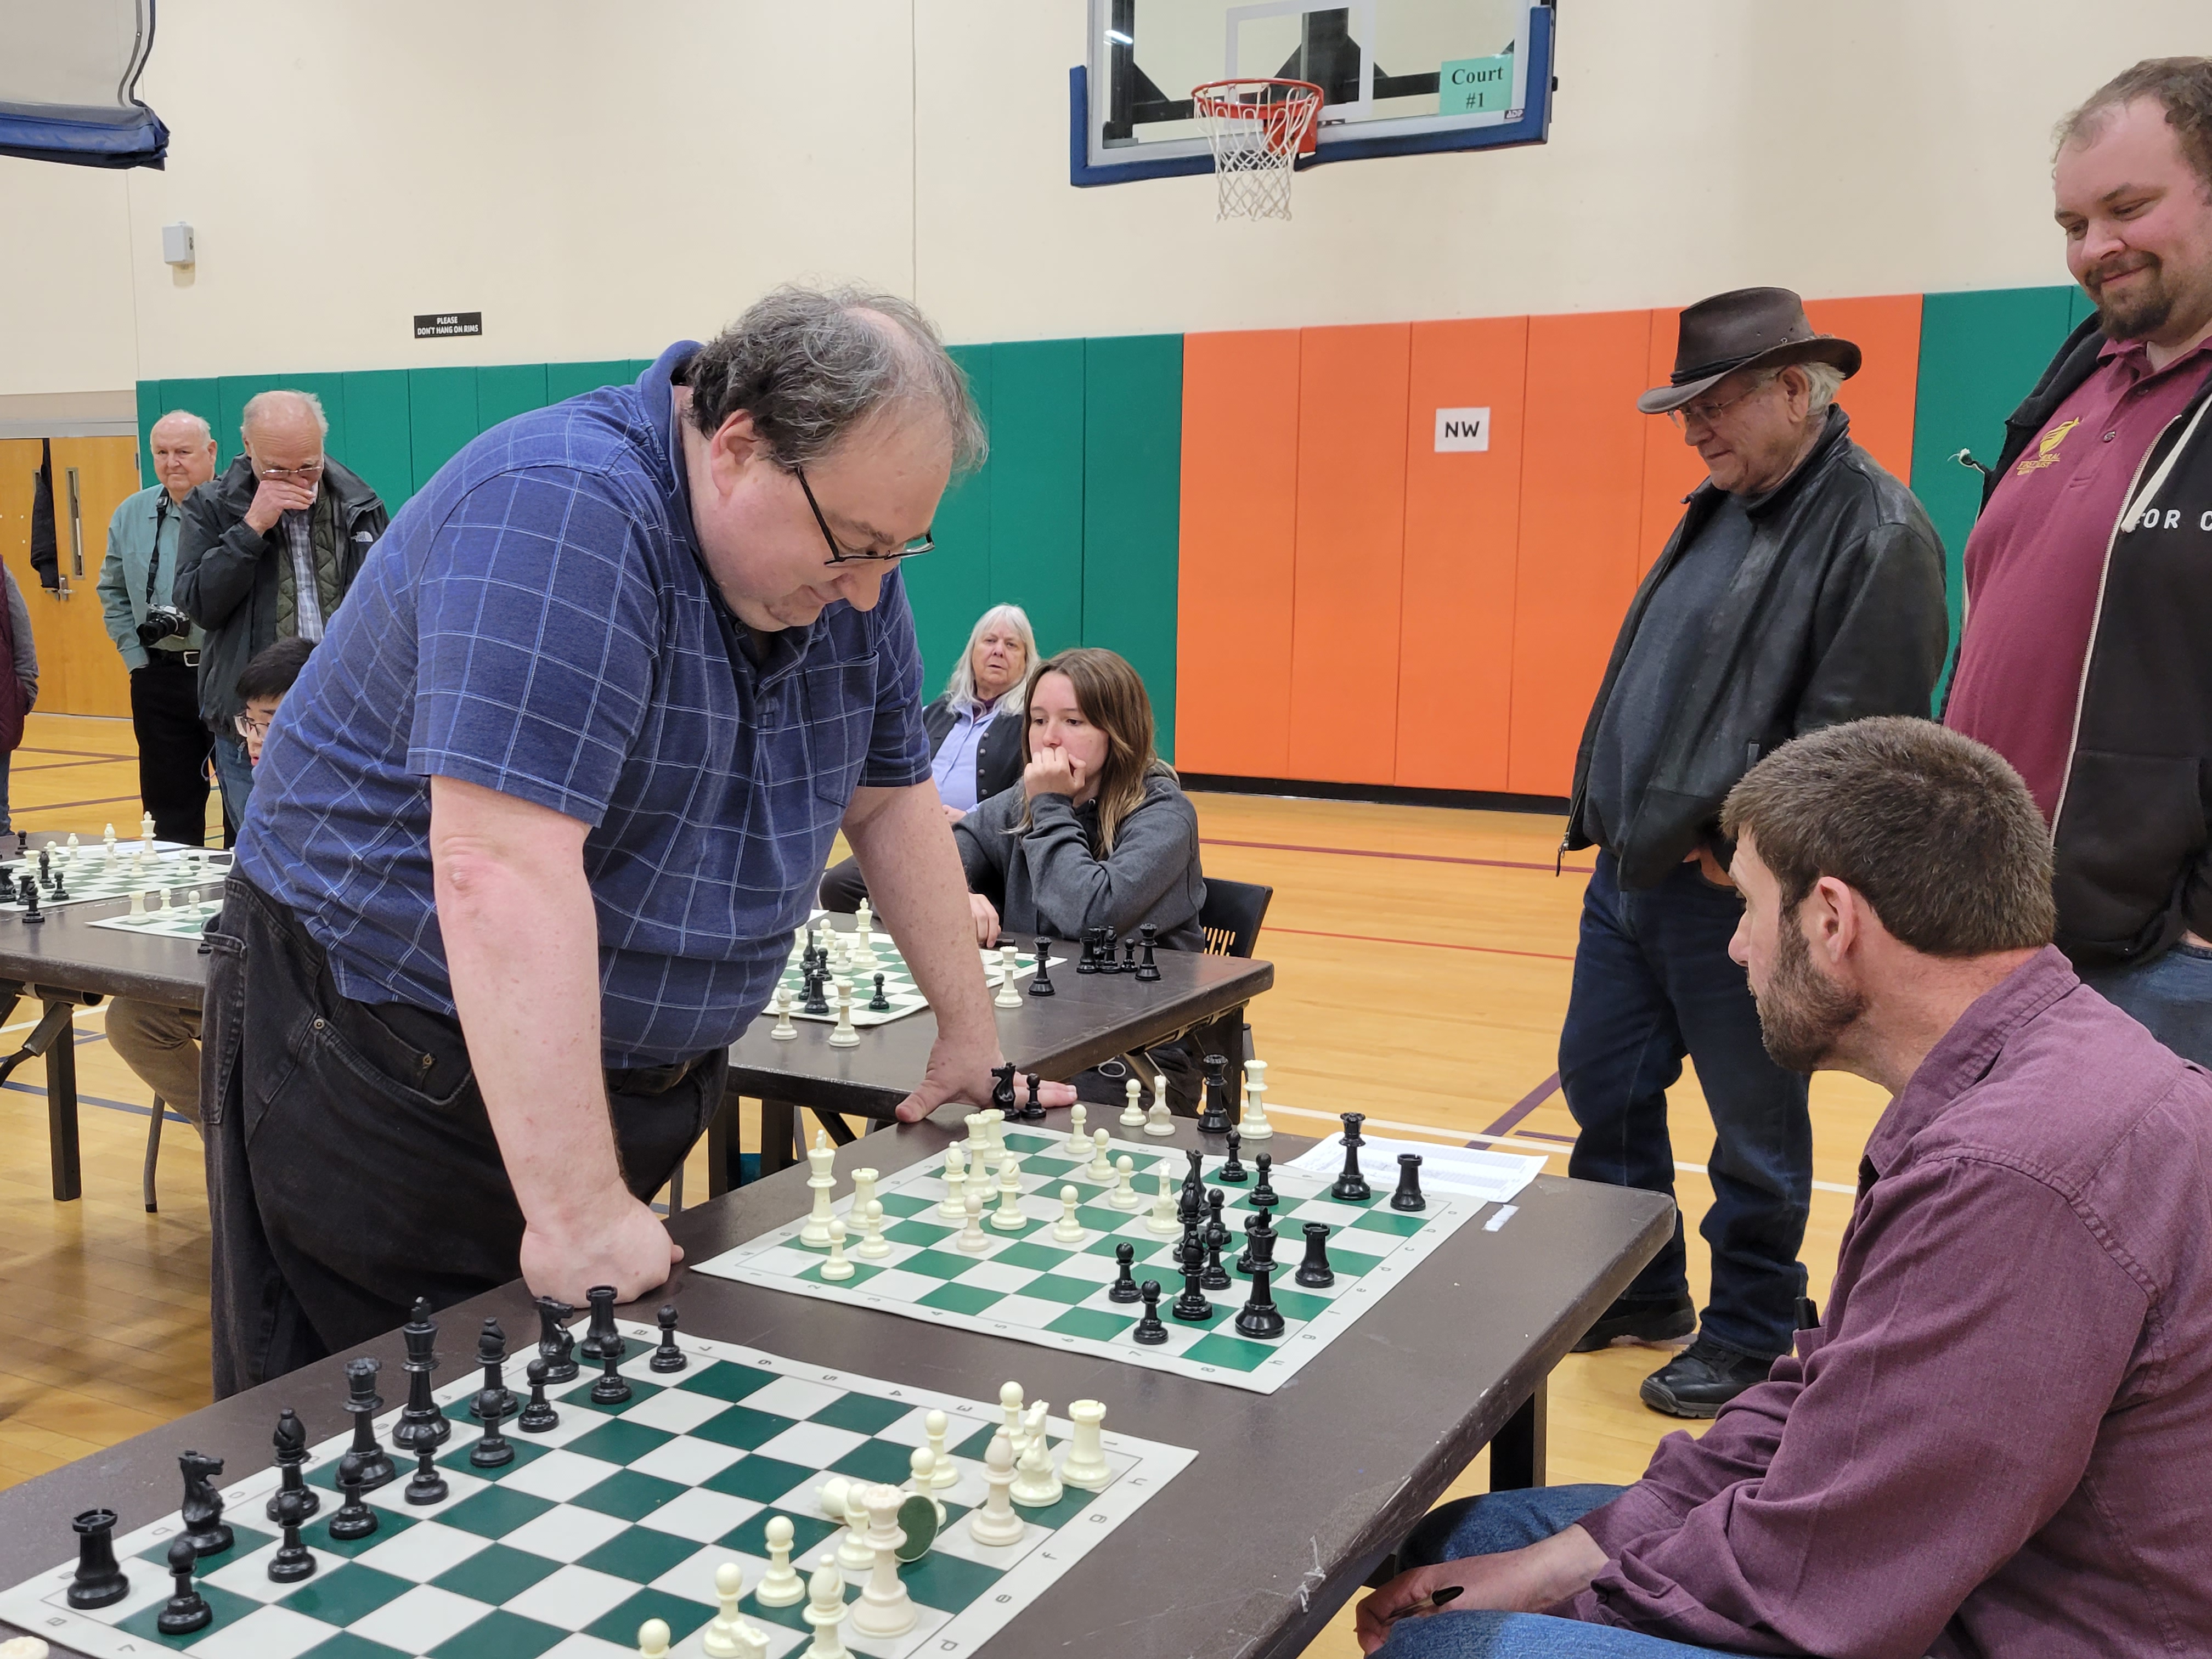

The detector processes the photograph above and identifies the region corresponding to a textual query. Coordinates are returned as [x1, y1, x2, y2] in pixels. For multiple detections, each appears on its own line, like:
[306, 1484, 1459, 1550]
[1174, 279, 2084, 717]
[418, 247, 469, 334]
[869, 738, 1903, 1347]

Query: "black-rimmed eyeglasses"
[794, 466, 934, 566]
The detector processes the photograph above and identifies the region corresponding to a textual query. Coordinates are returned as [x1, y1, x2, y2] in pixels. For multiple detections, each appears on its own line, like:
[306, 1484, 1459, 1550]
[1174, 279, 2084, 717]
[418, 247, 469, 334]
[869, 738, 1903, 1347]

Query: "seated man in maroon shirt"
[1357, 717, 2212, 1658]
[1943, 57, 2212, 1066]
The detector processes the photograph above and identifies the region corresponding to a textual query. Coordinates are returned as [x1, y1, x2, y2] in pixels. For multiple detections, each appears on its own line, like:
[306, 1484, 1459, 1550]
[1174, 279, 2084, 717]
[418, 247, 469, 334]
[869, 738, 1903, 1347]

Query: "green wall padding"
[340, 371, 413, 511]
[408, 368, 479, 495]
[906, 342, 994, 702]
[988, 339, 1087, 657]
[546, 360, 634, 404]
[476, 364, 550, 434]
[1908, 285, 2080, 683]
[133, 383, 163, 489]
[1080, 334, 1183, 761]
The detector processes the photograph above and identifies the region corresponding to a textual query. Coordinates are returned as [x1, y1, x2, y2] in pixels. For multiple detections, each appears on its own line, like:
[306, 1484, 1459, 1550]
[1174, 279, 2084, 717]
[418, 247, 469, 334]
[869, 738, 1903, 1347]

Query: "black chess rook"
[1297, 1221, 1337, 1288]
[341, 1357, 396, 1491]
[1196, 1053, 1233, 1134]
[1135, 922, 1161, 981]
[67, 1508, 130, 1610]
[1391, 1152, 1427, 1212]
[580, 1284, 622, 1361]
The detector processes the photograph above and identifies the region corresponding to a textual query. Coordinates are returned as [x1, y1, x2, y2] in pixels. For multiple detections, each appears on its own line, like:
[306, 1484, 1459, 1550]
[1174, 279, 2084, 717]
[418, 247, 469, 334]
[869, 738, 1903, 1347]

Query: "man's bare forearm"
[844, 782, 994, 1042]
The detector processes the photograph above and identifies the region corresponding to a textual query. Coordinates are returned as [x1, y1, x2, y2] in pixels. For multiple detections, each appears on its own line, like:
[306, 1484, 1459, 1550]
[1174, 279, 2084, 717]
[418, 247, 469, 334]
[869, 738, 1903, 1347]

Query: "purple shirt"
[1566, 948, 2212, 1655]
[928, 695, 999, 814]
[1946, 338, 2212, 820]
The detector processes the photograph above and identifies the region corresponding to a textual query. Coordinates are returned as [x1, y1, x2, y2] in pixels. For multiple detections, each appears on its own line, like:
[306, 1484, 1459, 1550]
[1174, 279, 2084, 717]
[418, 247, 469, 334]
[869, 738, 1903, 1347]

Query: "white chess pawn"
[1059, 1399, 1113, 1491]
[835, 1482, 874, 1573]
[956, 1185, 990, 1252]
[849, 1484, 916, 1638]
[1145, 1171, 1179, 1235]
[990, 1157, 1027, 1231]
[770, 986, 797, 1039]
[820, 1217, 854, 1280]
[701, 1560, 769, 1658]
[1242, 1057, 1273, 1141]
[1143, 1081, 1176, 1137]
[1009, 1405, 1062, 1507]
[827, 979, 859, 1047]
[185, 887, 202, 908]
[149, 887, 167, 913]
[1121, 1076, 1145, 1126]
[1087, 1128, 1114, 1182]
[1051, 1185, 1084, 1243]
[638, 1617, 672, 1658]
[755, 1515, 805, 1605]
[966, 1428, 1025, 1546]
[926, 1409, 959, 1489]
[1069, 1102, 1086, 1144]
[936, 1144, 968, 1219]
[856, 1198, 890, 1260]
[907, 1445, 946, 1524]
[802, 1561, 851, 1659]
[1108, 1154, 1141, 1210]
[128, 889, 145, 917]
[817, 1475, 853, 1522]
[998, 1380, 1027, 1454]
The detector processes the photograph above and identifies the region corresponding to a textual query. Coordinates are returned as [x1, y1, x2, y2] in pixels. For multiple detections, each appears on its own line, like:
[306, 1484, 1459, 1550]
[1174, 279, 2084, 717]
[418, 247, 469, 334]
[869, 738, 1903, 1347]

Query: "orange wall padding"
[1286, 324, 1412, 786]
[1175, 330, 1301, 776]
[1803, 294, 1922, 481]
[1396, 317, 1530, 792]
[1507, 309, 1655, 797]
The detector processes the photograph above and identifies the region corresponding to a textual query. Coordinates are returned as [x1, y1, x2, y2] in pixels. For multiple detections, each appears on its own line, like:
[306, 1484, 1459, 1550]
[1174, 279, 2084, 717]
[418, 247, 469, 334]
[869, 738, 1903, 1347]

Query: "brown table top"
[0, 1112, 1671, 1658]
[0, 887, 208, 1007]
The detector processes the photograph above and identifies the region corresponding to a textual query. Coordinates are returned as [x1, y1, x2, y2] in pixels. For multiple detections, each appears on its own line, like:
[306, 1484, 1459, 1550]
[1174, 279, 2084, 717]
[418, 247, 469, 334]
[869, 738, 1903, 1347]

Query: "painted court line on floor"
[1267, 924, 1575, 962]
[1203, 836, 1594, 876]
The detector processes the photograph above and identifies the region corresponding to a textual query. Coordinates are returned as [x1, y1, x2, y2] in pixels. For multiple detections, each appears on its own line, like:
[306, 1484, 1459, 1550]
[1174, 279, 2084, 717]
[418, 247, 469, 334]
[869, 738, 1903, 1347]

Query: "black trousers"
[131, 653, 212, 845]
[202, 874, 727, 1396]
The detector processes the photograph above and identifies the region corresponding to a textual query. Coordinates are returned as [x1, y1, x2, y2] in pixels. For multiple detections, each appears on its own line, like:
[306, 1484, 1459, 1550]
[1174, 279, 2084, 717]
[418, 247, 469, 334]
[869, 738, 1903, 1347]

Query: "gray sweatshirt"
[954, 770, 1206, 952]
[4, 568, 36, 709]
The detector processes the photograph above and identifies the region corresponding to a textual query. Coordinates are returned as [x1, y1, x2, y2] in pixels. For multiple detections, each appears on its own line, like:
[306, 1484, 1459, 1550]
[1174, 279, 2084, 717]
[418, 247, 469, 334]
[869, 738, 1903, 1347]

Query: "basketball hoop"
[1192, 77, 1323, 222]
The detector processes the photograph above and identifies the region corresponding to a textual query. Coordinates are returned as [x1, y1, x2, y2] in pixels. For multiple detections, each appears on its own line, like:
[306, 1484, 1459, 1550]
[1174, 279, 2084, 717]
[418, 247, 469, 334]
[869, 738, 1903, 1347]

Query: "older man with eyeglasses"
[201, 286, 1073, 1396]
[176, 389, 388, 839]
[1555, 288, 1948, 1417]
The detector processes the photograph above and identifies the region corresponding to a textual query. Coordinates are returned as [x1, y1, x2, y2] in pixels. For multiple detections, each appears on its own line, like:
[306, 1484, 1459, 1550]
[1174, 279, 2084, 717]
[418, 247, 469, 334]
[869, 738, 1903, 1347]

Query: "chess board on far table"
[778, 914, 1057, 1029]
[85, 894, 224, 940]
[0, 843, 229, 916]
[0, 1322, 1193, 1659]
[691, 1126, 1491, 1395]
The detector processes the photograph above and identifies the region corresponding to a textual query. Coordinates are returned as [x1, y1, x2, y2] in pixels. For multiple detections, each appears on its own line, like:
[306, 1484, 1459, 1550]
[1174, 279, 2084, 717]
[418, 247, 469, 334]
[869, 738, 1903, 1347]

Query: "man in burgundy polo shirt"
[1357, 719, 2212, 1657]
[1945, 58, 2212, 1065]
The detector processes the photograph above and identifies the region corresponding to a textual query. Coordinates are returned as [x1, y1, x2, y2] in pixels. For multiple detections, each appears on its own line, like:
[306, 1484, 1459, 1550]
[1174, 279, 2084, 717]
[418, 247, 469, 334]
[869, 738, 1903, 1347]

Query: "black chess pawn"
[178, 1449, 233, 1558]
[1251, 1152, 1279, 1212]
[469, 1318, 514, 1419]
[590, 1340, 633, 1405]
[1200, 1219, 1232, 1291]
[1172, 1256, 1213, 1322]
[1132, 1280, 1168, 1344]
[267, 1485, 317, 1583]
[1076, 927, 1102, 974]
[1135, 922, 1161, 982]
[341, 1357, 396, 1490]
[1108, 1242, 1141, 1303]
[404, 1442, 449, 1506]
[469, 1387, 515, 1468]
[1122, 937, 1138, 973]
[265, 1407, 322, 1523]
[518, 1357, 559, 1433]
[327, 1451, 379, 1542]
[867, 972, 892, 1013]
[536, 1294, 580, 1382]
[1218, 1129, 1248, 1183]
[393, 1298, 450, 1454]
[1195, 1053, 1233, 1135]
[66, 1507, 130, 1610]
[580, 1284, 622, 1360]
[1171, 1214, 1201, 1271]
[156, 1535, 212, 1636]
[1296, 1221, 1336, 1288]
[1391, 1153, 1427, 1212]
[1206, 1186, 1228, 1238]
[50, 867, 69, 900]
[649, 1304, 687, 1373]
[1019, 1073, 1046, 1123]
[12, 829, 24, 859]
[1028, 940, 1056, 997]
[1331, 1112, 1371, 1201]
[20, 877, 41, 924]
[1236, 1265, 1287, 1339]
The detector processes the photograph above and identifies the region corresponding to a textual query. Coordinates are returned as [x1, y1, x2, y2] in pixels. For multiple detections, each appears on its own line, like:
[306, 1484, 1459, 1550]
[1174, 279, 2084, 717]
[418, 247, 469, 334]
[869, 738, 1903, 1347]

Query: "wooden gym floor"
[0, 714, 1884, 1651]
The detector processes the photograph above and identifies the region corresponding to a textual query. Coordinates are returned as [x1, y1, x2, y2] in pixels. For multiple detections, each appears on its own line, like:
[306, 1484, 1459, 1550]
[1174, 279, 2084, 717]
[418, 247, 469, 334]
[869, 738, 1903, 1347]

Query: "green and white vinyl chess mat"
[691, 1126, 1488, 1395]
[0, 840, 229, 917]
[84, 891, 225, 940]
[776, 913, 1056, 1029]
[0, 1323, 1193, 1659]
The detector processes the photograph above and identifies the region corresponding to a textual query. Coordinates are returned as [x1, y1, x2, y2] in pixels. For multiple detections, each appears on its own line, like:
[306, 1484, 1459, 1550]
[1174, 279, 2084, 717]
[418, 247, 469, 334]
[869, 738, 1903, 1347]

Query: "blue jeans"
[1377, 1487, 1728, 1656]
[1561, 851, 1811, 1359]
[212, 730, 253, 839]
[2079, 941, 2212, 1069]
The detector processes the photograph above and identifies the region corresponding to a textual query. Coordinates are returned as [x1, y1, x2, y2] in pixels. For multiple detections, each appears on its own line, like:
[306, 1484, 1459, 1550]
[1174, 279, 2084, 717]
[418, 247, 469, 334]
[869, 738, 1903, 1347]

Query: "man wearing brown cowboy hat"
[1557, 286, 1948, 1415]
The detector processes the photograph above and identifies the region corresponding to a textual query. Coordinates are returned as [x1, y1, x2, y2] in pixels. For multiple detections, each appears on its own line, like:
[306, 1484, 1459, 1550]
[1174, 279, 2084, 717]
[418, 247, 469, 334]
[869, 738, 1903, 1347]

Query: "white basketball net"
[1193, 79, 1321, 222]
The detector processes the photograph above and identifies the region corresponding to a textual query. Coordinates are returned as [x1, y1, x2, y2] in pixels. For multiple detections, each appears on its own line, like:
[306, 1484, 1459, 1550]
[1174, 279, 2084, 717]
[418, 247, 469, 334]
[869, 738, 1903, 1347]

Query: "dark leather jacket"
[1564, 408, 1949, 888]
[922, 693, 1023, 803]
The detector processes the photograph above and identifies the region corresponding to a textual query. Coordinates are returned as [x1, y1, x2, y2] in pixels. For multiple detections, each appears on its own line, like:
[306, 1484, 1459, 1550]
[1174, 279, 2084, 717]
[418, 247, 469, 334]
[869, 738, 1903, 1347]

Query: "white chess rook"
[1060, 1399, 1112, 1491]
[828, 979, 859, 1046]
[995, 943, 1023, 1008]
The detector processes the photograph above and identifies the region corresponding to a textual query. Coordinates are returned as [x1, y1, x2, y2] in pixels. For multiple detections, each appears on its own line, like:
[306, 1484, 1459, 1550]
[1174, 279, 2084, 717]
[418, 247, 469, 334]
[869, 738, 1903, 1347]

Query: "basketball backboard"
[1073, 0, 1553, 185]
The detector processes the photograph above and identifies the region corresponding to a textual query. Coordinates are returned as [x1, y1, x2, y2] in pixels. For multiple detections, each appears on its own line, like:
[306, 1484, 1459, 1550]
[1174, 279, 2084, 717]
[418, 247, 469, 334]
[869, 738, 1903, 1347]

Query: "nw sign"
[1434, 407, 1492, 452]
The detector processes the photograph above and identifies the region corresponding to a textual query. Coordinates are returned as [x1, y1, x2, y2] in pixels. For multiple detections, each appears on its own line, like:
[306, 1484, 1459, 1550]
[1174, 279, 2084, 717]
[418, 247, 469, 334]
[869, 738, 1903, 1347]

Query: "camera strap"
[146, 495, 170, 609]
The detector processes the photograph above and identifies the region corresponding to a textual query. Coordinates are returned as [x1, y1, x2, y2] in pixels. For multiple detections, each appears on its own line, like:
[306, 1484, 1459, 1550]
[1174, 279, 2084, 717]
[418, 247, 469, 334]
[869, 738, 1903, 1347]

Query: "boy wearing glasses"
[175, 389, 388, 840]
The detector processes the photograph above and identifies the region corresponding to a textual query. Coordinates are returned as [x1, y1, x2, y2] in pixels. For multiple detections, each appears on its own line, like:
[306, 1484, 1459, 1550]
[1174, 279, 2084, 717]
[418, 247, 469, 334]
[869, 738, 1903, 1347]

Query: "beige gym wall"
[0, 0, 2205, 396]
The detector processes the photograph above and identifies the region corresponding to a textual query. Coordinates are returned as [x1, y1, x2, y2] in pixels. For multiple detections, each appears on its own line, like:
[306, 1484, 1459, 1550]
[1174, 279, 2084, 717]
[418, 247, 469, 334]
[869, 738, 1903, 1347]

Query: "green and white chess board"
[86, 893, 224, 940]
[777, 913, 1054, 1029]
[0, 1322, 1193, 1659]
[691, 1125, 1489, 1395]
[0, 841, 229, 916]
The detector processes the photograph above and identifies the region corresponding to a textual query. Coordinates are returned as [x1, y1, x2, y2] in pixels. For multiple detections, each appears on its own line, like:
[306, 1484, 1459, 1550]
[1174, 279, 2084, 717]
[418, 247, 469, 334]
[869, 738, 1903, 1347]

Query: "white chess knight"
[1145, 1171, 1178, 1235]
[849, 1483, 917, 1638]
[1059, 1399, 1113, 1491]
[755, 1515, 806, 1605]
[1009, 1403, 1062, 1507]
[1242, 1057, 1274, 1140]
[701, 1561, 769, 1658]
[770, 986, 797, 1039]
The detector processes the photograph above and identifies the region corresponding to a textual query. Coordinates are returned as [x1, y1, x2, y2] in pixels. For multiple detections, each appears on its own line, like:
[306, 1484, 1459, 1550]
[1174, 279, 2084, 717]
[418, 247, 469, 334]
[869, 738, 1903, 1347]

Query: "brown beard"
[1754, 916, 1865, 1074]
[2094, 256, 2177, 341]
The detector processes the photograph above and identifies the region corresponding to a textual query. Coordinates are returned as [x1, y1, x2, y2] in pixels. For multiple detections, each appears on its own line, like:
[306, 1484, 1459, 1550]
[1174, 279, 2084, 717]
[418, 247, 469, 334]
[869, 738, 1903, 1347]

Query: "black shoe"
[1639, 1337, 1779, 1418]
[1569, 1293, 1696, 1353]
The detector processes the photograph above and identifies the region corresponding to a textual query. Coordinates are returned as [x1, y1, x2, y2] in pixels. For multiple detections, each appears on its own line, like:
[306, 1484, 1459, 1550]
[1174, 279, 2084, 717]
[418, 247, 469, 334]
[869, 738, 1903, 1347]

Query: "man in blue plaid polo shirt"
[204, 287, 1073, 1393]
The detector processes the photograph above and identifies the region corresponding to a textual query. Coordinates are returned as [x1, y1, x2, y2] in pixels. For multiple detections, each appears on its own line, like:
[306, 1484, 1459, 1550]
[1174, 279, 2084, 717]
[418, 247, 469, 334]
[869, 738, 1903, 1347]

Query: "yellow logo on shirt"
[2014, 416, 2082, 476]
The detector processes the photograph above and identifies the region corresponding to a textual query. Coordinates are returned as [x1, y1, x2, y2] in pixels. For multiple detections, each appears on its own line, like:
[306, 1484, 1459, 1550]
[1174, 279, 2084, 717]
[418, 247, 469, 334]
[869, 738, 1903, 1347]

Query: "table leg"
[707, 1081, 737, 1199]
[1488, 1376, 1548, 1490]
[44, 1000, 81, 1203]
[759, 1099, 798, 1177]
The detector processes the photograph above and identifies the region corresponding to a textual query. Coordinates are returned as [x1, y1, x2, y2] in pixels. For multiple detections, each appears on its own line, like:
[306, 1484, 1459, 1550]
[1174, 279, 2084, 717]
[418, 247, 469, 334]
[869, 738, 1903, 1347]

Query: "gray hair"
[943, 603, 1039, 712]
[1778, 361, 1846, 415]
[241, 390, 329, 442]
[682, 284, 986, 476]
[150, 409, 213, 444]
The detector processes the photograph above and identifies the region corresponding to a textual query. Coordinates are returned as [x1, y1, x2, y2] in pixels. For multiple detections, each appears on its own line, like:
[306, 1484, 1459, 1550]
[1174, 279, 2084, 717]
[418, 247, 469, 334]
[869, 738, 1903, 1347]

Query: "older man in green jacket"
[99, 409, 218, 845]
